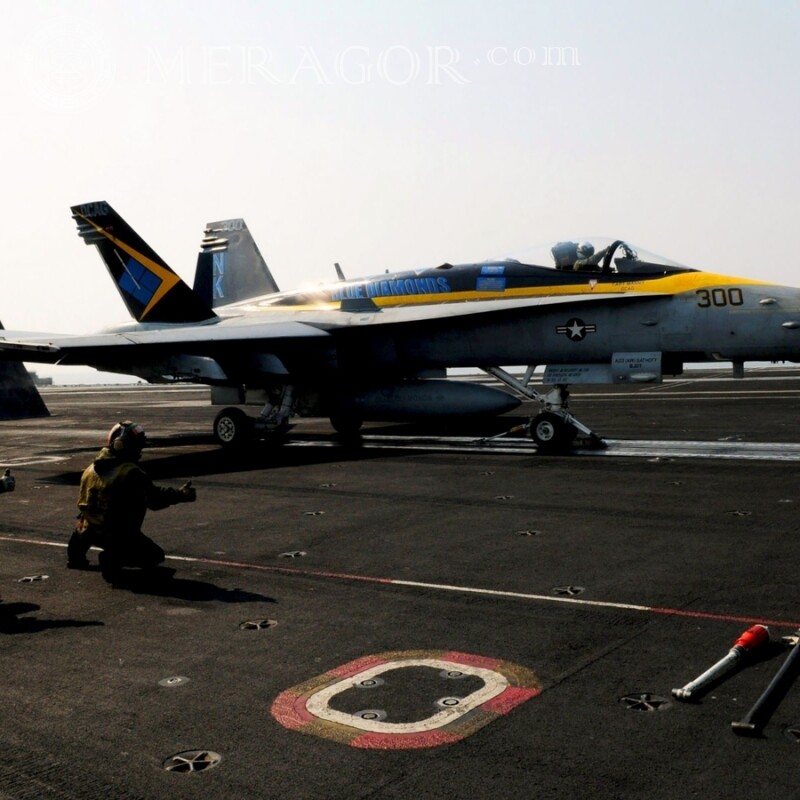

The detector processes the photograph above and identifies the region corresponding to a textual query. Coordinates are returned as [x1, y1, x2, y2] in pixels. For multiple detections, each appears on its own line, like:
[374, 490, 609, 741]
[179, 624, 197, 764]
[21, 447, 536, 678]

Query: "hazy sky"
[2, 1, 798, 379]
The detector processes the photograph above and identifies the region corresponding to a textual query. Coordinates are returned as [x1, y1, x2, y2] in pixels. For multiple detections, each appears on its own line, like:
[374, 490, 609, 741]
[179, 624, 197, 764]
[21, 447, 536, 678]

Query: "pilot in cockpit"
[551, 241, 610, 272]
[572, 242, 609, 272]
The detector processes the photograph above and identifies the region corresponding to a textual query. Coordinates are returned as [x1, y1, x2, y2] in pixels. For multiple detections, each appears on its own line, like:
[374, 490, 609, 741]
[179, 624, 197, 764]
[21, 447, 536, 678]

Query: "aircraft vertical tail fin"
[71, 201, 217, 323]
[193, 219, 280, 307]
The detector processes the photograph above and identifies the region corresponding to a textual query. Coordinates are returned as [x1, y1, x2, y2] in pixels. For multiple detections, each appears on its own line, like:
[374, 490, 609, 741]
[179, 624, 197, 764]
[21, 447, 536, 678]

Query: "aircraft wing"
[0, 320, 332, 364]
[0, 291, 666, 363]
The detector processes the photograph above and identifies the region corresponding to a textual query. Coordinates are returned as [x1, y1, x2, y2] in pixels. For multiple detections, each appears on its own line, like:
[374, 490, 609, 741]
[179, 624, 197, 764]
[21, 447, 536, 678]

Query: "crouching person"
[67, 421, 196, 577]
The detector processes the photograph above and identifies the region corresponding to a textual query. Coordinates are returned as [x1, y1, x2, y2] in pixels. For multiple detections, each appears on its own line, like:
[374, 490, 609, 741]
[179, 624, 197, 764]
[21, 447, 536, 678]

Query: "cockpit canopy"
[496, 238, 696, 276]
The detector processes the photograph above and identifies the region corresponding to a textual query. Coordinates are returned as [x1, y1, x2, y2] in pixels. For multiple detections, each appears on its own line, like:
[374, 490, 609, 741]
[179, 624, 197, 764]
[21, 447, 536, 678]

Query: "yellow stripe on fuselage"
[245, 271, 775, 314]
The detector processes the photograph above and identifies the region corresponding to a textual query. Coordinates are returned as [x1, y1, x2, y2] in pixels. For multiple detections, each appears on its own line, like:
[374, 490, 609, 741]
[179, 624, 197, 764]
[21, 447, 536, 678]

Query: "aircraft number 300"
[696, 288, 744, 308]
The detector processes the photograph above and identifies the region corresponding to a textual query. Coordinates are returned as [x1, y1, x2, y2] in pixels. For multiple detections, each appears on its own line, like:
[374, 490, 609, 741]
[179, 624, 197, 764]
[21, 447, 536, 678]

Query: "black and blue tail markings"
[71, 201, 216, 324]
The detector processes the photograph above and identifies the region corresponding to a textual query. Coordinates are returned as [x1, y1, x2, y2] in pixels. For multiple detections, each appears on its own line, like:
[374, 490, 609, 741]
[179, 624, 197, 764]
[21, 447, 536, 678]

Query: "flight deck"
[1, 372, 800, 800]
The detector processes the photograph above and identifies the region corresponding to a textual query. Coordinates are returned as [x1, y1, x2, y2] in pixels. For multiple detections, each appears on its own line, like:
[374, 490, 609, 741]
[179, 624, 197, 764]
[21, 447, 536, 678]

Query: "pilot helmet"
[577, 242, 595, 259]
[107, 420, 146, 458]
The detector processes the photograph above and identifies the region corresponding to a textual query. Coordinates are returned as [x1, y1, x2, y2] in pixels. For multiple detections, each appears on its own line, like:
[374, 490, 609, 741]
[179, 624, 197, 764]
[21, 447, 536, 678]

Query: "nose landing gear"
[481, 368, 605, 453]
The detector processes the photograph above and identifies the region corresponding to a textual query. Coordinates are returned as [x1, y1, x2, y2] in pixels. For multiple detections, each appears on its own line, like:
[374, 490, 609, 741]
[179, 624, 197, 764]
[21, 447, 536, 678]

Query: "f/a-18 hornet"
[2, 202, 800, 451]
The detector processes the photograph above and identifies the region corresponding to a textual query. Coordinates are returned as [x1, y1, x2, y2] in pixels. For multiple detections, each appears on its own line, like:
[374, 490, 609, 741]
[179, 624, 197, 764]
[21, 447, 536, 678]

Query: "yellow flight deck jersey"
[77, 447, 186, 536]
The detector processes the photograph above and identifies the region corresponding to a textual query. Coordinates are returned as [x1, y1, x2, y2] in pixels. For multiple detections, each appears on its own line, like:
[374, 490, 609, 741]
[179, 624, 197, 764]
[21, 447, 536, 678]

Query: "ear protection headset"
[107, 421, 146, 453]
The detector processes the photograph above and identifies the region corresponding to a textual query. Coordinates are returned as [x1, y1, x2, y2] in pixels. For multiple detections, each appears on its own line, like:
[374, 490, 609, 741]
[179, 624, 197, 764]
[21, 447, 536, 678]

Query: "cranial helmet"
[577, 242, 595, 258]
[107, 421, 146, 455]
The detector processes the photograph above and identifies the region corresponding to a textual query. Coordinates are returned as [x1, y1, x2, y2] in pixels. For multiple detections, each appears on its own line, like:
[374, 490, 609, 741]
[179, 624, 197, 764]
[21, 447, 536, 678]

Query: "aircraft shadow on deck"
[42, 430, 472, 485]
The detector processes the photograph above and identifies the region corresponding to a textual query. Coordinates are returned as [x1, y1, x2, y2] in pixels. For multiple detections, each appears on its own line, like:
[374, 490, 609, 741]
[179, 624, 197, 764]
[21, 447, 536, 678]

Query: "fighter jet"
[2, 201, 800, 451]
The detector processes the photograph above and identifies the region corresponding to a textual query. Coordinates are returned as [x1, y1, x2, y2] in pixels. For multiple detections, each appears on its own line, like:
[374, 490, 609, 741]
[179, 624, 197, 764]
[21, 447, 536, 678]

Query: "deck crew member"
[0, 470, 14, 609]
[67, 422, 196, 576]
[0, 469, 14, 494]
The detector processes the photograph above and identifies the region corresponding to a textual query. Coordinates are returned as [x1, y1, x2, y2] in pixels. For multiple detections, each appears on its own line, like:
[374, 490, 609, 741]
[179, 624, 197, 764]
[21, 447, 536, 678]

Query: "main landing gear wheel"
[213, 407, 253, 449]
[330, 413, 363, 436]
[530, 412, 576, 453]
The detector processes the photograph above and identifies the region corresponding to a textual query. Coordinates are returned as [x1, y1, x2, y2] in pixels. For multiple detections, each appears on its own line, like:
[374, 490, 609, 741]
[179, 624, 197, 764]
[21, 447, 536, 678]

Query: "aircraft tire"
[213, 407, 253, 448]
[330, 412, 363, 436]
[530, 412, 574, 452]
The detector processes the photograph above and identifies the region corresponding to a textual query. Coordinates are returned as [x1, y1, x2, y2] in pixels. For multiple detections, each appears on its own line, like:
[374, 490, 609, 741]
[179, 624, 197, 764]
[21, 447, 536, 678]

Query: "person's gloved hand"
[178, 480, 196, 502]
[0, 469, 15, 493]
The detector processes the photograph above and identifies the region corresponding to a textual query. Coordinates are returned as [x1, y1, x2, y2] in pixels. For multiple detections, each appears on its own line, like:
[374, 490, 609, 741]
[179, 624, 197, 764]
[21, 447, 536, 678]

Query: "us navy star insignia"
[556, 318, 597, 341]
